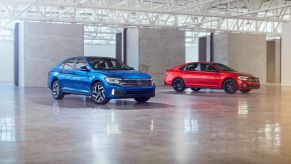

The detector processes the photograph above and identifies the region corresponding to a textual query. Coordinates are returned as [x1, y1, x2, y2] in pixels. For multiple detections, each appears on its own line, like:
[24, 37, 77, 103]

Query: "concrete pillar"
[198, 37, 207, 62]
[274, 39, 281, 83]
[213, 33, 267, 83]
[281, 22, 291, 85]
[198, 34, 213, 62]
[267, 40, 276, 83]
[267, 39, 281, 83]
[18, 22, 84, 87]
[115, 33, 122, 61]
[126, 28, 185, 85]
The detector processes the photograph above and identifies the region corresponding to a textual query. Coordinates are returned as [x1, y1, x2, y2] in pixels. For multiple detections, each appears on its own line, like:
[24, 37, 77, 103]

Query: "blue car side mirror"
[79, 66, 90, 72]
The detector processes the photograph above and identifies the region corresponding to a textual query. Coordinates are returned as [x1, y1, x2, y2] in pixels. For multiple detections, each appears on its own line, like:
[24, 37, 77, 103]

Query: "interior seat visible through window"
[186, 63, 198, 71]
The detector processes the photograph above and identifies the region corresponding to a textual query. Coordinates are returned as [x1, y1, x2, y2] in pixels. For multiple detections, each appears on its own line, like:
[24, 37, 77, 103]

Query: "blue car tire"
[91, 82, 110, 104]
[52, 80, 64, 100]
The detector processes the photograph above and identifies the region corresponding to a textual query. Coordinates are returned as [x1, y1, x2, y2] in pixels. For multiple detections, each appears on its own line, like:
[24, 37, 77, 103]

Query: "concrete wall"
[281, 22, 291, 85]
[213, 33, 229, 65]
[229, 33, 267, 83]
[127, 28, 185, 85]
[213, 33, 267, 83]
[19, 22, 84, 87]
[0, 40, 14, 82]
[84, 44, 115, 58]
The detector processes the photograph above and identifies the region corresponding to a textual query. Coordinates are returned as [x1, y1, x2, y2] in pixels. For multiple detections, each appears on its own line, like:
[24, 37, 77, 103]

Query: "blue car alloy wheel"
[48, 56, 155, 104]
[91, 82, 109, 104]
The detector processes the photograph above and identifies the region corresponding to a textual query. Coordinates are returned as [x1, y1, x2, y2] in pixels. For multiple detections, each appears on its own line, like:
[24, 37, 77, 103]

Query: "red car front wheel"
[223, 79, 238, 94]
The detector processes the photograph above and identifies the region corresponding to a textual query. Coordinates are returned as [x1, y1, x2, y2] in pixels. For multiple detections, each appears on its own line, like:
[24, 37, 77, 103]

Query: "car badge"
[138, 80, 142, 86]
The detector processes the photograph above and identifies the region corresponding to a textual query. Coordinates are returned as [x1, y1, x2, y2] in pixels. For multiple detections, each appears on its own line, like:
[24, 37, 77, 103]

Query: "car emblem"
[138, 80, 142, 86]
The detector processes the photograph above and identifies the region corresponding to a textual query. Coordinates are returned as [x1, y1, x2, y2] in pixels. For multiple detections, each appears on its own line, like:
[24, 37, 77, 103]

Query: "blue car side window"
[76, 58, 89, 70]
[60, 59, 75, 70]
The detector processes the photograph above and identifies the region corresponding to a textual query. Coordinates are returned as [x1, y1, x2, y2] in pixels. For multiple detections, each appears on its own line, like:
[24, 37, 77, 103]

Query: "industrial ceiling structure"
[0, 0, 291, 45]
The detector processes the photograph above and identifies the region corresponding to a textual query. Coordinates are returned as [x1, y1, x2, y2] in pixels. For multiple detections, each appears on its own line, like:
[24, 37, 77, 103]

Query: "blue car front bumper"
[104, 83, 155, 99]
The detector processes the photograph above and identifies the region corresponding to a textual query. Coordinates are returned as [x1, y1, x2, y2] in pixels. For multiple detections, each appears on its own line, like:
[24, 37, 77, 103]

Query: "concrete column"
[127, 28, 185, 85]
[116, 33, 122, 60]
[213, 33, 267, 83]
[18, 22, 84, 87]
[266, 39, 281, 83]
[274, 39, 281, 83]
[281, 22, 291, 85]
[198, 37, 207, 62]
[199, 34, 213, 62]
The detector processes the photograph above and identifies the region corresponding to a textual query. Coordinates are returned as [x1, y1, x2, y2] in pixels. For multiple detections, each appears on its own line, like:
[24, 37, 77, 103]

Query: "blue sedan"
[48, 56, 155, 104]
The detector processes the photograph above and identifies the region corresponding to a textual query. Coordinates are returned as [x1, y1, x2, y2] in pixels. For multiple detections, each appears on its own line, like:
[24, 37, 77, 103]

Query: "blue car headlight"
[105, 77, 122, 84]
[150, 78, 154, 86]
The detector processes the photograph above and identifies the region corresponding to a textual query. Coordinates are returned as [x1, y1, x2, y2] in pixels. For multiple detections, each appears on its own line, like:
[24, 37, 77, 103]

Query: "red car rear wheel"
[172, 78, 185, 92]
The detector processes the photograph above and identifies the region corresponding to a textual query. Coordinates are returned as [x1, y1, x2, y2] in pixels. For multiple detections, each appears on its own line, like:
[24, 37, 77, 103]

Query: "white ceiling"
[0, 0, 290, 45]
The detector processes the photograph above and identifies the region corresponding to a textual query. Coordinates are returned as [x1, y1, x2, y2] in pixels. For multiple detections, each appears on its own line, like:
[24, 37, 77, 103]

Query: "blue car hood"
[94, 70, 151, 79]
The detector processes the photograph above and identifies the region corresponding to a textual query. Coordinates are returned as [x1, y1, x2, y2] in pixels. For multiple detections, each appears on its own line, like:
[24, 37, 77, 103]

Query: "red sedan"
[164, 62, 260, 94]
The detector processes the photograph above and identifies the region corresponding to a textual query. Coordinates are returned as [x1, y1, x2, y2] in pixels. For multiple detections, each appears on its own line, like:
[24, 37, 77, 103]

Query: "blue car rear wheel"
[52, 80, 64, 100]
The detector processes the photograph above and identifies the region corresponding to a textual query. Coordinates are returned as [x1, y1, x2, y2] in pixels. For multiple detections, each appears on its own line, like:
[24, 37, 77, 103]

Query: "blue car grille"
[119, 79, 152, 87]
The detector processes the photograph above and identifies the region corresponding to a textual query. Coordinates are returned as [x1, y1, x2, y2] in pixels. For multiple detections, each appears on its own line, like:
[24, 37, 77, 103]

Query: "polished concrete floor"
[1, 85, 291, 164]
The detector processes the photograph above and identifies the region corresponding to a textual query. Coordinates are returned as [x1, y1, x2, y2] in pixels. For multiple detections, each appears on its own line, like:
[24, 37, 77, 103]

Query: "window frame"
[185, 63, 199, 71]
[199, 63, 218, 72]
[59, 58, 76, 70]
[75, 58, 90, 70]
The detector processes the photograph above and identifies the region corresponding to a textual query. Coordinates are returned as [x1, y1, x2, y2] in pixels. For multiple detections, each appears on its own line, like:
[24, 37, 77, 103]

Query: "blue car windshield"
[88, 57, 133, 70]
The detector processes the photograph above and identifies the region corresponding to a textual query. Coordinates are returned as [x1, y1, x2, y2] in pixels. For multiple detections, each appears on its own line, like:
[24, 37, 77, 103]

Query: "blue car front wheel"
[91, 82, 110, 104]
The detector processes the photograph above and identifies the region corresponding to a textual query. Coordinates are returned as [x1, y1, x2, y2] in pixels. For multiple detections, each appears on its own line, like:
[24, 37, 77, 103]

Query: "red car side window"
[185, 64, 198, 71]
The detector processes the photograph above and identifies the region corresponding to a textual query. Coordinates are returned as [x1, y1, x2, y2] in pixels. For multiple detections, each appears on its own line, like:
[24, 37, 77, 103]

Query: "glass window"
[199, 64, 217, 72]
[88, 57, 133, 70]
[214, 63, 235, 71]
[76, 59, 88, 70]
[185, 63, 199, 71]
[60, 59, 75, 70]
[179, 65, 186, 70]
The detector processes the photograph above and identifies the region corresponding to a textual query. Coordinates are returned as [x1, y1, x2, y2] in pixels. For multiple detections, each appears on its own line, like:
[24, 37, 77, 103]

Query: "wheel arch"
[50, 77, 60, 90]
[172, 76, 185, 86]
[221, 78, 237, 88]
[90, 79, 103, 89]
